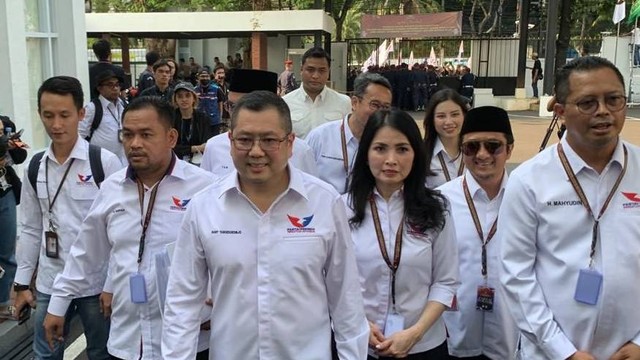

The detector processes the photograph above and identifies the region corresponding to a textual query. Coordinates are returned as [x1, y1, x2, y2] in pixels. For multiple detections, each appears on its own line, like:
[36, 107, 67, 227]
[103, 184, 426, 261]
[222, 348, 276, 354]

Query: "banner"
[361, 12, 463, 38]
[614, 0, 626, 24]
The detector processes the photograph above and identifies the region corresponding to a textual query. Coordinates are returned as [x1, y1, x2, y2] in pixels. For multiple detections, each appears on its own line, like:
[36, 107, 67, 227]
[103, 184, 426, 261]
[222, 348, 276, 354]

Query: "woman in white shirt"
[344, 109, 459, 359]
[424, 89, 469, 188]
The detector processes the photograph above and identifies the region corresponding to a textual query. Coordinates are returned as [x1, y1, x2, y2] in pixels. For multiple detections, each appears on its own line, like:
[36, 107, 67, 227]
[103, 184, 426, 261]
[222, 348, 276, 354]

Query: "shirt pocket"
[278, 236, 325, 264]
[69, 183, 99, 201]
[290, 109, 309, 123]
[323, 111, 344, 122]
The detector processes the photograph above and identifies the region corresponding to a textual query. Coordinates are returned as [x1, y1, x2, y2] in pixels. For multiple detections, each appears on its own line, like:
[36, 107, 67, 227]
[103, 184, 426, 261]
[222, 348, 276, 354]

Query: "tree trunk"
[555, 0, 573, 71]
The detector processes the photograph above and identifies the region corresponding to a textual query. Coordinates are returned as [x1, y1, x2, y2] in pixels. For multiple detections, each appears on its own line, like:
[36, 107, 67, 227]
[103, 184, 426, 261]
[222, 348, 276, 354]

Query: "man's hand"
[567, 351, 596, 360]
[368, 321, 385, 349]
[13, 289, 35, 317]
[610, 342, 640, 360]
[43, 313, 65, 351]
[375, 327, 421, 358]
[99, 292, 113, 319]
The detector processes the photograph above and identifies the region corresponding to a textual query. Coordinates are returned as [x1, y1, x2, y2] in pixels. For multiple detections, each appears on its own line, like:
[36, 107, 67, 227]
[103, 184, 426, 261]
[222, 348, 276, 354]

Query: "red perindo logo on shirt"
[621, 192, 640, 209]
[286, 214, 315, 233]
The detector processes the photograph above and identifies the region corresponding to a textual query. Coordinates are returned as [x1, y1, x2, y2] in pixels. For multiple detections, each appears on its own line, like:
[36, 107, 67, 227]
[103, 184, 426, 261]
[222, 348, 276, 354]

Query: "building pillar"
[251, 32, 268, 70]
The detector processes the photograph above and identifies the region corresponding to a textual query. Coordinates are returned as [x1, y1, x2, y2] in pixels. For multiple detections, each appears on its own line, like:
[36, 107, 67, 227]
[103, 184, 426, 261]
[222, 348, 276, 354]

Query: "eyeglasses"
[566, 95, 626, 115]
[461, 140, 506, 156]
[100, 82, 120, 89]
[230, 134, 290, 151]
[357, 96, 392, 111]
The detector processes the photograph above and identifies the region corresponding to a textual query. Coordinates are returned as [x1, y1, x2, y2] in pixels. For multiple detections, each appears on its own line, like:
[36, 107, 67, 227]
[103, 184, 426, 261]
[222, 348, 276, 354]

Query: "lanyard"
[557, 142, 627, 268]
[437, 152, 464, 182]
[369, 196, 404, 311]
[181, 118, 193, 143]
[340, 118, 352, 192]
[45, 158, 76, 231]
[462, 176, 498, 278]
[105, 100, 122, 128]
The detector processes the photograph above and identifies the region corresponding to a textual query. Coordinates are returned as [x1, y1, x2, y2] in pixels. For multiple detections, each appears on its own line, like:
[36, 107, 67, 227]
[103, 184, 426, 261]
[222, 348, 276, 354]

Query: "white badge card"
[384, 313, 405, 336]
[574, 268, 602, 305]
[129, 273, 148, 304]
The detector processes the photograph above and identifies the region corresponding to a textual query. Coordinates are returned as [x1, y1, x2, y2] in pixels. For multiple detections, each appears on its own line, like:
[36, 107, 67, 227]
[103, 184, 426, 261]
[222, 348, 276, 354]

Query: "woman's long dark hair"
[348, 109, 447, 233]
[423, 89, 468, 176]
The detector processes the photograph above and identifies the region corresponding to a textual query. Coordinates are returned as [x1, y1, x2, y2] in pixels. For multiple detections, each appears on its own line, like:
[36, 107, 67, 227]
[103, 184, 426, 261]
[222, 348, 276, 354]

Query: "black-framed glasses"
[461, 140, 506, 156]
[230, 134, 290, 151]
[566, 95, 627, 115]
[357, 96, 392, 111]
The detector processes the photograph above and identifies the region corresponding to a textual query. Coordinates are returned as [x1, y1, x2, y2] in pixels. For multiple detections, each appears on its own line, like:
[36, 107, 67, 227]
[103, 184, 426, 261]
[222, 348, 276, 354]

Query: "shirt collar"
[559, 136, 625, 173]
[98, 94, 122, 108]
[303, 85, 328, 103]
[372, 186, 404, 201]
[463, 168, 509, 199]
[343, 114, 357, 143]
[122, 153, 178, 184]
[45, 137, 88, 165]
[433, 137, 458, 161]
[219, 165, 309, 202]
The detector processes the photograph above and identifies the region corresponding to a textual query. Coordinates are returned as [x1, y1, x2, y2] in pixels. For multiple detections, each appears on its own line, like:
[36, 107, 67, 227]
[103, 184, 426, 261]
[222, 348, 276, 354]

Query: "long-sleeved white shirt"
[199, 131, 318, 178]
[343, 189, 459, 356]
[15, 139, 121, 294]
[305, 115, 359, 194]
[438, 171, 519, 359]
[162, 167, 369, 360]
[79, 95, 127, 166]
[426, 138, 463, 189]
[283, 85, 351, 138]
[48, 158, 215, 360]
[498, 138, 640, 360]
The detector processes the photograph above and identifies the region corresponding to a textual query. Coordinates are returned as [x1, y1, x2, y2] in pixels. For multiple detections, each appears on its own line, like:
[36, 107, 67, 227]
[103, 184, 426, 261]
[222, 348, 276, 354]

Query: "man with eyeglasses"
[437, 106, 519, 360]
[200, 69, 317, 178]
[499, 56, 640, 360]
[305, 72, 392, 194]
[161, 90, 369, 359]
[80, 70, 128, 166]
[283, 47, 352, 138]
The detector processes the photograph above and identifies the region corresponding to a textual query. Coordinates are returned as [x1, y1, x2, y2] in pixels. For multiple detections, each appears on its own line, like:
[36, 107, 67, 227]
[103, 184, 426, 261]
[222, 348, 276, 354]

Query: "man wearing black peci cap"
[438, 106, 518, 360]
[200, 69, 317, 179]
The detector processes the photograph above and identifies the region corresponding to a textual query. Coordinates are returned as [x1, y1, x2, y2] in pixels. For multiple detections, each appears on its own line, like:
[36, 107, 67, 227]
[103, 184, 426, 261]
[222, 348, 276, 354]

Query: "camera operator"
[0, 114, 27, 320]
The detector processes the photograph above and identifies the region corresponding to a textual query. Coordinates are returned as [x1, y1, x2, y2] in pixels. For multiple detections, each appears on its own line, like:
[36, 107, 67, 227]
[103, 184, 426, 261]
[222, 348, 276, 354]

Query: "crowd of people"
[0, 45, 638, 360]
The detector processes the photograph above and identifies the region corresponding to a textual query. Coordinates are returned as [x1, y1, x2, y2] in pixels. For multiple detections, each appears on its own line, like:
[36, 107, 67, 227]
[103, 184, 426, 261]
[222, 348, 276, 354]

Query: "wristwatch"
[13, 283, 29, 292]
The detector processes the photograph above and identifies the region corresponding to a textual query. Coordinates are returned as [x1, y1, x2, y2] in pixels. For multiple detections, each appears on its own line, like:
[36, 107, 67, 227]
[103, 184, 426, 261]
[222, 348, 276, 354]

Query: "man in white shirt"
[283, 47, 351, 138]
[438, 106, 519, 360]
[306, 72, 392, 194]
[43, 96, 215, 359]
[499, 56, 640, 360]
[80, 70, 127, 165]
[13, 76, 121, 360]
[201, 69, 318, 178]
[161, 91, 369, 360]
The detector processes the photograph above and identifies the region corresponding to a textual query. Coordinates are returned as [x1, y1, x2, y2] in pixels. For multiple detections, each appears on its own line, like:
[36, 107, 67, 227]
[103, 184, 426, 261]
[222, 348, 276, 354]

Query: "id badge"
[476, 285, 495, 312]
[384, 312, 405, 336]
[45, 231, 59, 258]
[129, 273, 148, 304]
[574, 268, 602, 305]
[0, 174, 9, 191]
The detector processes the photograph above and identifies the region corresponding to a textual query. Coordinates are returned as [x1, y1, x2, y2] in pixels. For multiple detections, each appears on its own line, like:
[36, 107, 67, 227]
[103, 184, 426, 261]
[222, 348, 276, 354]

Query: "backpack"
[86, 98, 127, 141]
[28, 144, 105, 194]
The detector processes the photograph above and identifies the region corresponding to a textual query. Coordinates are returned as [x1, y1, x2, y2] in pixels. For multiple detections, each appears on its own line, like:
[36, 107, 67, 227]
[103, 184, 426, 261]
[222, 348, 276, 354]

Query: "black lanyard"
[462, 176, 497, 278]
[437, 152, 464, 182]
[105, 100, 122, 128]
[557, 142, 627, 268]
[45, 157, 76, 231]
[181, 118, 193, 143]
[370, 196, 404, 311]
[340, 118, 353, 192]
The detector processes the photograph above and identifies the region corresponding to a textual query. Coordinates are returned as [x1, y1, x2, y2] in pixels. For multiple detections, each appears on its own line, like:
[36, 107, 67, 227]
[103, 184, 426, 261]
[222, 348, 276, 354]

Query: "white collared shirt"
[199, 131, 318, 179]
[79, 95, 127, 166]
[162, 167, 369, 360]
[343, 189, 459, 355]
[305, 115, 359, 194]
[283, 85, 351, 138]
[47, 159, 215, 360]
[426, 138, 463, 189]
[438, 170, 519, 359]
[15, 139, 121, 294]
[498, 137, 640, 360]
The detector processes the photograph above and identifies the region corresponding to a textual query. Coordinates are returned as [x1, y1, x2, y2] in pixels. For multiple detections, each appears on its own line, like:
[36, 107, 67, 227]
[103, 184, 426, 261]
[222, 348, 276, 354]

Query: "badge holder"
[476, 284, 495, 312]
[574, 268, 602, 305]
[384, 305, 405, 336]
[45, 220, 59, 259]
[129, 273, 148, 304]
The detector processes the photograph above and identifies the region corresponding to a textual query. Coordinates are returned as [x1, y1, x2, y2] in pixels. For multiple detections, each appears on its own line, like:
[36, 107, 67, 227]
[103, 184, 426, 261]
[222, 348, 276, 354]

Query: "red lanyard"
[557, 142, 627, 268]
[369, 196, 404, 311]
[437, 152, 464, 182]
[462, 176, 497, 278]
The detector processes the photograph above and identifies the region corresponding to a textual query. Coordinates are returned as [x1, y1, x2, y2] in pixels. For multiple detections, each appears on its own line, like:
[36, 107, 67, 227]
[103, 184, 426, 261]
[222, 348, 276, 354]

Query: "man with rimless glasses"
[162, 91, 369, 359]
[499, 56, 640, 360]
[438, 106, 519, 359]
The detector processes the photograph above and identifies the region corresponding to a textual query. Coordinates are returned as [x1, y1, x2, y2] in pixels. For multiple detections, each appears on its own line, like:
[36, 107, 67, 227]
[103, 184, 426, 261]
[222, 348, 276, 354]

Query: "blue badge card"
[384, 313, 405, 336]
[129, 273, 148, 304]
[574, 268, 602, 305]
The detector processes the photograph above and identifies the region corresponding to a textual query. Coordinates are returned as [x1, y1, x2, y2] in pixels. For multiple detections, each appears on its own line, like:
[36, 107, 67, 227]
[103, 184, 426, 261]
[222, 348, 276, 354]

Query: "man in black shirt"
[139, 59, 174, 102]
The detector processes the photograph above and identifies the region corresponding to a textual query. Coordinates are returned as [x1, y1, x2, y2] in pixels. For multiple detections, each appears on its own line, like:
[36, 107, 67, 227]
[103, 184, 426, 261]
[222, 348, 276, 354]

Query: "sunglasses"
[461, 140, 506, 156]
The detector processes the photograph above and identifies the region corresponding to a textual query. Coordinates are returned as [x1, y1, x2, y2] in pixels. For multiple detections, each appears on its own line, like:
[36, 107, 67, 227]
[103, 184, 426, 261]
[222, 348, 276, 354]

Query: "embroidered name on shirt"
[211, 230, 242, 234]
[287, 214, 316, 233]
[112, 208, 125, 214]
[546, 200, 583, 207]
[621, 192, 640, 209]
